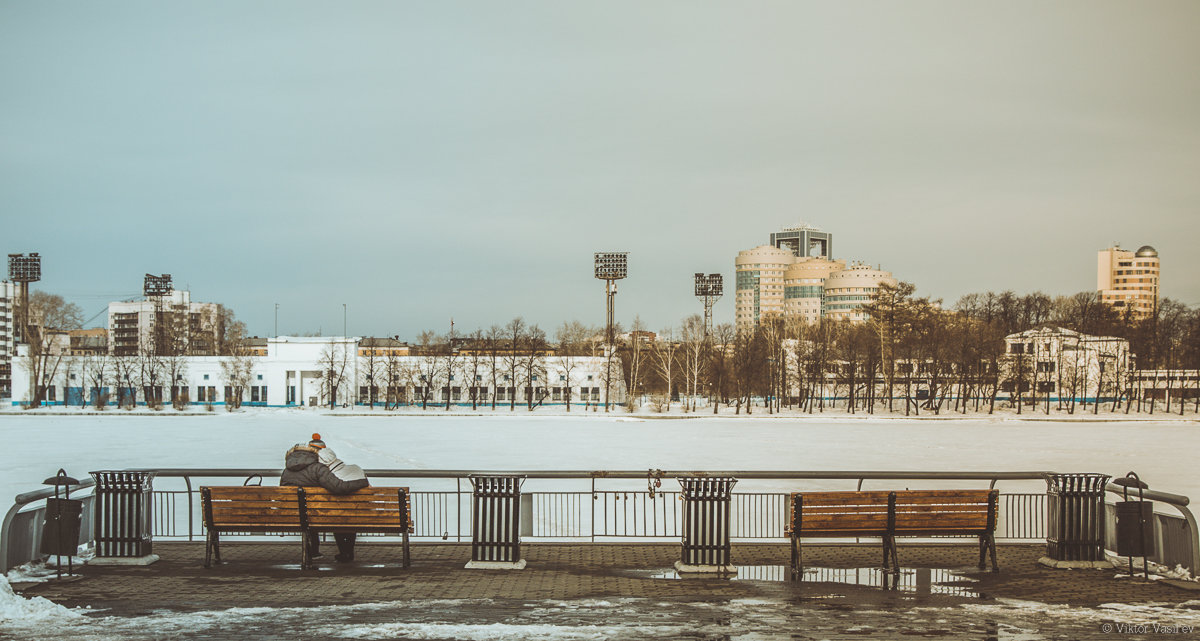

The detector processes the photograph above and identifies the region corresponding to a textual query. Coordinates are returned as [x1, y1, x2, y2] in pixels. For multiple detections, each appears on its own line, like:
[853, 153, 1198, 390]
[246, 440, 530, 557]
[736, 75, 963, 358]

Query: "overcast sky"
[3, 1, 1198, 338]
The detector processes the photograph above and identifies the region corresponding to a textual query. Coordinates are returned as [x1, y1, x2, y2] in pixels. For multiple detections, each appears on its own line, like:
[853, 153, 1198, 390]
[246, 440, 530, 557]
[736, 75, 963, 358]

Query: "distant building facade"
[0, 280, 13, 397]
[1001, 327, 1133, 401]
[107, 289, 222, 356]
[1097, 245, 1159, 318]
[11, 336, 623, 409]
[736, 225, 896, 330]
[822, 263, 897, 323]
[770, 223, 833, 259]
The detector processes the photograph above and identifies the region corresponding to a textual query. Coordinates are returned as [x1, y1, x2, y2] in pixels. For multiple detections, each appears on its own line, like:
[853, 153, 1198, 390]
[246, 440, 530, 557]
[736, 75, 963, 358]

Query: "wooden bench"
[787, 489, 999, 576]
[201, 485, 412, 569]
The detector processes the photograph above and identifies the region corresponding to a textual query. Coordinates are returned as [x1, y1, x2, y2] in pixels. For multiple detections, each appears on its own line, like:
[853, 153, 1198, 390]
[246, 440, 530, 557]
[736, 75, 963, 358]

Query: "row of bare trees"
[656, 284, 1200, 416]
[15, 290, 254, 409]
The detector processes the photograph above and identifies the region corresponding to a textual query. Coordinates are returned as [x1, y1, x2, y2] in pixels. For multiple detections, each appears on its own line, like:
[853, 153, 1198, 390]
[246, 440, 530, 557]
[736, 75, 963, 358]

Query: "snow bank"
[0, 575, 82, 624]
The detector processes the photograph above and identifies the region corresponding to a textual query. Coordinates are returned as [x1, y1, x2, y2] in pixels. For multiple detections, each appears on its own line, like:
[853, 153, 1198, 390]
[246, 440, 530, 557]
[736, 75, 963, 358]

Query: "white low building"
[9, 336, 624, 409]
[1000, 327, 1133, 402]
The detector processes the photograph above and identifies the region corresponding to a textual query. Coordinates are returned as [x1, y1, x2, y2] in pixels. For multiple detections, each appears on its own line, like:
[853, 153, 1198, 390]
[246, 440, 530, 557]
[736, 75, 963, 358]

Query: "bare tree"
[521, 325, 549, 410]
[415, 331, 442, 410]
[219, 341, 255, 411]
[651, 327, 679, 412]
[317, 343, 352, 409]
[18, 291, 83, 408]
[554, 322, 594, 413]
[486, 324, 503, 411]
[502, 318, 526, 412]
[680, 315, 706, 412]
[465, 329, 486, 410]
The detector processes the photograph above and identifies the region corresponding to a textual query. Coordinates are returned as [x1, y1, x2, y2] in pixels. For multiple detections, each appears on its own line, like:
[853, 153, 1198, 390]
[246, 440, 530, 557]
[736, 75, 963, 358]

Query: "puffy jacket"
[280, 445, 369, 495]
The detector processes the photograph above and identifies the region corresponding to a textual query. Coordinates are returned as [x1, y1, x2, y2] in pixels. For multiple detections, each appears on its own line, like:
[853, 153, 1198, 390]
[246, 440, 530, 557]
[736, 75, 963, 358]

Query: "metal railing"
[3, 469, 1196, 576]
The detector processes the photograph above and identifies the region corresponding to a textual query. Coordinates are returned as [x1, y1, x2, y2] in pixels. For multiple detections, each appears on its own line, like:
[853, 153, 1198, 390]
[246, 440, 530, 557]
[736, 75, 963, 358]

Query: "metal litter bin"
[91, 471, 156, 559]
[1113, 472, 1154, 577]
[467, 475, 525, 567]
[1045, 473, 1110, 562]
[40, 470, 83, 579]
[677, 477, 737, 571]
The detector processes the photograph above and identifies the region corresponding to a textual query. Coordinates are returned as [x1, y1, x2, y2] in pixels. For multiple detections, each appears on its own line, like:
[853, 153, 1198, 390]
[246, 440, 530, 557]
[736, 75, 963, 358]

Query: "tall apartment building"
[736, 225, 897, 330]
[1, 280, 13, 397]
[108, 289, 222, 356]
[1097, 245, 1159, 318]
[735, 245, 794, 328]
[784, 257, 846, 324]
[822, 262, 897, 322]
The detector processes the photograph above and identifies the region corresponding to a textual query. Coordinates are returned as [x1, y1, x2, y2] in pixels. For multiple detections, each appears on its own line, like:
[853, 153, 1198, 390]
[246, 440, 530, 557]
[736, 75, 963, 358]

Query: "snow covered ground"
[2, 408, 1198, 508]
[3, 409, 1200, 640]
[3, 576, 1200, 641]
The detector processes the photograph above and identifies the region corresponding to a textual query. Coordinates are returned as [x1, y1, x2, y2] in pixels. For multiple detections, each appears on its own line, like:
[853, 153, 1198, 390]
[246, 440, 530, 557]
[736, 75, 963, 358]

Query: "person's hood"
[285, 444, 320, 471]
[318, 447, 366, 482]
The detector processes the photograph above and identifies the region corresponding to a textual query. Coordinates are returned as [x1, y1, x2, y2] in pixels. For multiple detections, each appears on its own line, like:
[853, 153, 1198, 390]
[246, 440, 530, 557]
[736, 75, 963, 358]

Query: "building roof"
[1135, 245, 1158, 258]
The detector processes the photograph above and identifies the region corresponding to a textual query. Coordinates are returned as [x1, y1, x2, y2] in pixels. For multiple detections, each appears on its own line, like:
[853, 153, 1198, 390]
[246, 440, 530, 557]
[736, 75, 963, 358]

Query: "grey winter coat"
[280, 445, 369, 495]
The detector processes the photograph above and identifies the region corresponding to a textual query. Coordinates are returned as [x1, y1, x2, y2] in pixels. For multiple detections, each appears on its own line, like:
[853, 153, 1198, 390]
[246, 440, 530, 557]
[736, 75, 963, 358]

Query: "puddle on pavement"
[646, 565, 984, 598]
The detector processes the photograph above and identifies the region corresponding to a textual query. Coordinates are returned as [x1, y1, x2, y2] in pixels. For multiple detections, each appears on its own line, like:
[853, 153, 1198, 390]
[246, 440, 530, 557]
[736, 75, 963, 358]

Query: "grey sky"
[3, 1, 1198, 338]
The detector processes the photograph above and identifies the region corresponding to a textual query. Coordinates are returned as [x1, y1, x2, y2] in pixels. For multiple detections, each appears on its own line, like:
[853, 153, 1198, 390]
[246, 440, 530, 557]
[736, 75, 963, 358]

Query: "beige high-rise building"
[784, 257, 846, 324]
[1097, 245, 1159, 318]
[823, 262, 897, 322]
[736, 226, 896, 329]
[735, 245, 793, 330]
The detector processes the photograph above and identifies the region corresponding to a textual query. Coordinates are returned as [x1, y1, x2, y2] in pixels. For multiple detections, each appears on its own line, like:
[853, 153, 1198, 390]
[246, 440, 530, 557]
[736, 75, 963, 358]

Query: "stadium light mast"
[694, 273, 723, 338]
[7, 253, 42, 344]
[594, 252, 628, 412]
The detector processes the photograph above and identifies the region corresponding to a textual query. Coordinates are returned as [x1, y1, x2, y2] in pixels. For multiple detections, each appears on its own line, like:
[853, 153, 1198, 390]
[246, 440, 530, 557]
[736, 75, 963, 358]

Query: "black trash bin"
[1113, 472, 1154, 577]
[40, 470, 84, 579]
[1045, 473, 1110, 562]
[677, 477, 737, 572]
[466, 475, 525, 568]
[91, 470, 156, 559]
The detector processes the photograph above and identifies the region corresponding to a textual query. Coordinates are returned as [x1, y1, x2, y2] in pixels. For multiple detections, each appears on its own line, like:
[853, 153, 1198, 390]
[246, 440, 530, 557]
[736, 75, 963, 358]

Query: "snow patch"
[0, 575, 83, 624]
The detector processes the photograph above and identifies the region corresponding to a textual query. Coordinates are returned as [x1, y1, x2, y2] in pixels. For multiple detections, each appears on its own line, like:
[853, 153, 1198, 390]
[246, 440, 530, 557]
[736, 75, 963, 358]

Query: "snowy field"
[2, 409, 1198, 506]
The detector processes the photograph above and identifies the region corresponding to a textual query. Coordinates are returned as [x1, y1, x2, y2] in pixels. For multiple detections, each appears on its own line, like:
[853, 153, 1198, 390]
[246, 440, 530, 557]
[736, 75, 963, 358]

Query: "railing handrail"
[122, 468, 1060, 482]
[12, 478, 96, 507]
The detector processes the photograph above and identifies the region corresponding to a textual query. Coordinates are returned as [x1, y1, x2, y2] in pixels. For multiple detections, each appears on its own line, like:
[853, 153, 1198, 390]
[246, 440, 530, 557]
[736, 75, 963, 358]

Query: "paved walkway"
[11, 542, 1200, 640]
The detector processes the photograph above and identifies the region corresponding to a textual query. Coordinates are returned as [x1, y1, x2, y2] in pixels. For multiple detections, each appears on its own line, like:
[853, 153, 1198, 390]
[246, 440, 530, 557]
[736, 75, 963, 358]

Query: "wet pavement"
[6, 542, 1200, 640]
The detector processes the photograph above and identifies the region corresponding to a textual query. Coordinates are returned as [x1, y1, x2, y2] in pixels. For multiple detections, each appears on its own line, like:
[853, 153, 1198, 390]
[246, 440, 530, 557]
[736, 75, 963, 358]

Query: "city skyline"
[3, 2, 1199, 338]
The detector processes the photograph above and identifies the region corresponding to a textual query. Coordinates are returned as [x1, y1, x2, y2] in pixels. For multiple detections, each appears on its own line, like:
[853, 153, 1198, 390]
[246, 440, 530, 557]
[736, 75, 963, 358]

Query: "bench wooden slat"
[208, 511, 300, 520]
[206, 487, 299, 498]
[892, 492, 992, 505]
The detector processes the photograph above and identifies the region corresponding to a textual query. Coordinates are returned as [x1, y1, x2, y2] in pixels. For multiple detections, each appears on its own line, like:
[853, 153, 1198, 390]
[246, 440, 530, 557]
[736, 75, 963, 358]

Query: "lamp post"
[594, 252, 628, 412]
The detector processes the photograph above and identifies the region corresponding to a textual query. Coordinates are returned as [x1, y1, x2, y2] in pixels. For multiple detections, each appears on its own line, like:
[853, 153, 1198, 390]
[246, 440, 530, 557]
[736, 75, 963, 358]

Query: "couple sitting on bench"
[281, 433, 367, 562]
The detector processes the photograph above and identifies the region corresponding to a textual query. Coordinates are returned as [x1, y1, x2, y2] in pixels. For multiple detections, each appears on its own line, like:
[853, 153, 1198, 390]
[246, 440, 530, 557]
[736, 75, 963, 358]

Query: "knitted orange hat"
[309, 433, 326, 449]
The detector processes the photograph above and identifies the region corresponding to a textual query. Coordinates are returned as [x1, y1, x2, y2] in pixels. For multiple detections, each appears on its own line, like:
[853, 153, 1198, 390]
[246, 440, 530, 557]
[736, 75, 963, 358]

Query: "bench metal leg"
[882, 536, 899, 573]
[204, 530, 217, 568]
[988, 534, 999, 573]
[790, 534, 801, 580]
[402, 532, 411, 569]
[301, 532, 311, 570]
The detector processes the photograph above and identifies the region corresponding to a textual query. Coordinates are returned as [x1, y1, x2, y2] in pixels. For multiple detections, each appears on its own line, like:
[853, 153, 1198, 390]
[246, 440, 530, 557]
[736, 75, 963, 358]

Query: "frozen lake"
[3, 410, 1198, 506]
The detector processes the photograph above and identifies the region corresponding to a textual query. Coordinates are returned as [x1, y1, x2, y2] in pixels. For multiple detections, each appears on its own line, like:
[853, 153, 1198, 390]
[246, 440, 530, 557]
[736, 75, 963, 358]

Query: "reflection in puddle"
[649, 565, 983, 598]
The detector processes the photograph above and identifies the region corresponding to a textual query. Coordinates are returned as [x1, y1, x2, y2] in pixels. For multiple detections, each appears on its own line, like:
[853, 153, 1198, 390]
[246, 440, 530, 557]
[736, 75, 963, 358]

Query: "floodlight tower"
[7, 253, 42, 344]
[594, 252, 628, 412]
[144, 274, 173, 356]
[694, 273, 723, 338]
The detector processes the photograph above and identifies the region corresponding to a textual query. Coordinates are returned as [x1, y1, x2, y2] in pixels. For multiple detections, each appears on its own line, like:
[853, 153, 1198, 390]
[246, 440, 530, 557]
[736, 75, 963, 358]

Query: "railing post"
[465, 475, 526, 570]
[676, 476, 737, 575]
[1042, 473, 1110, 568]
[90, 470, 159, 566]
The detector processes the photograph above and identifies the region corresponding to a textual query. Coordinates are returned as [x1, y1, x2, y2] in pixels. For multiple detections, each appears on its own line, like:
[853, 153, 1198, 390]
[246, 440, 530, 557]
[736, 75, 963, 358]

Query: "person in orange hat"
[280, 433, 368, 562]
